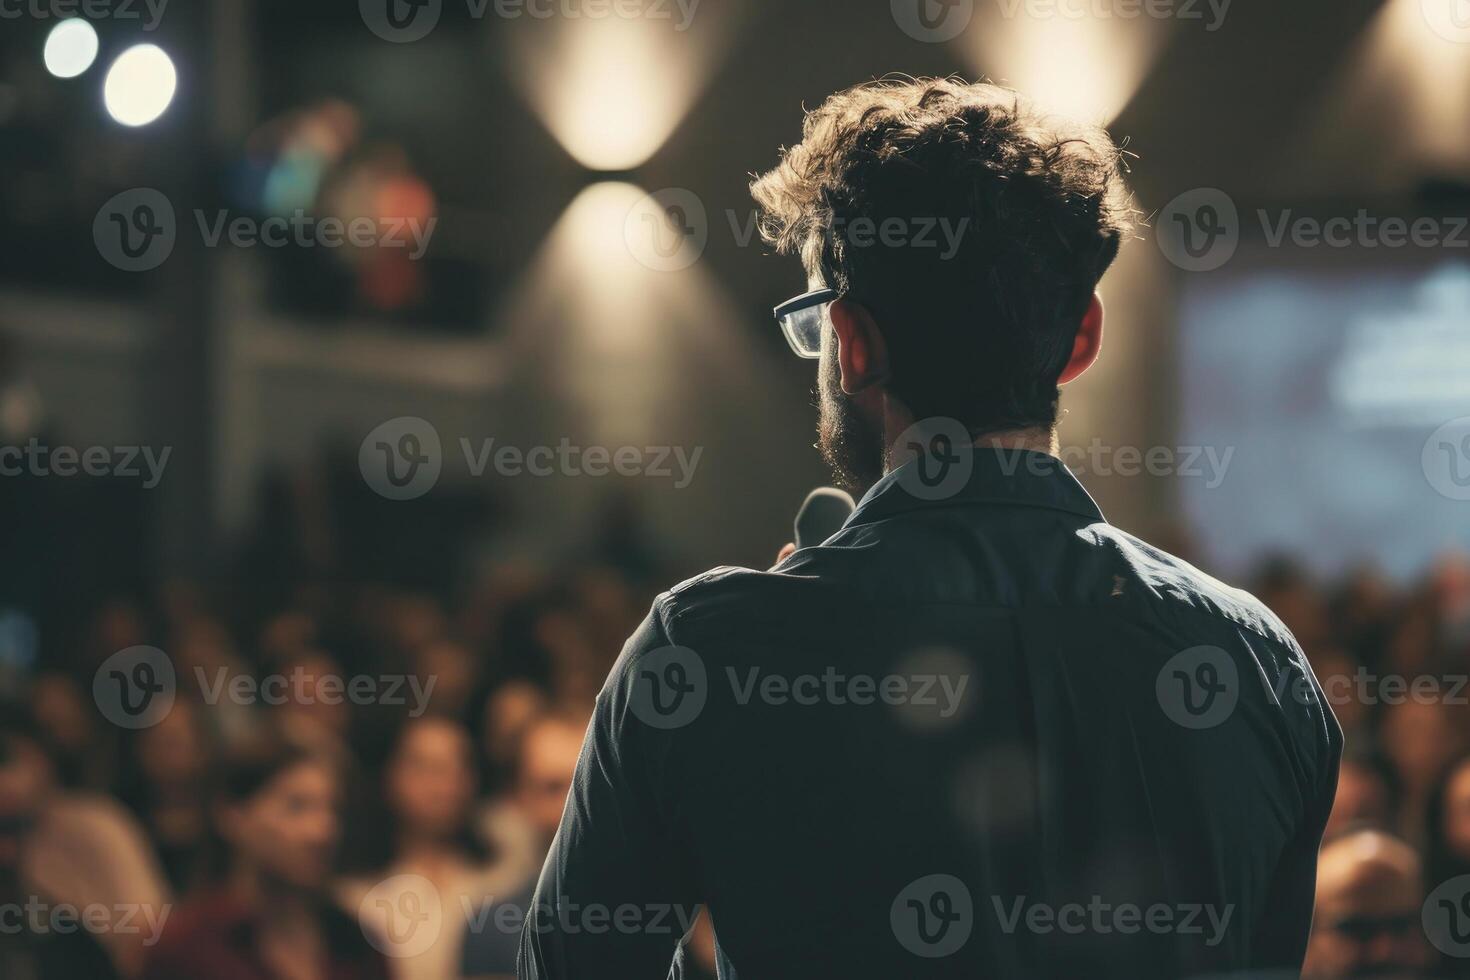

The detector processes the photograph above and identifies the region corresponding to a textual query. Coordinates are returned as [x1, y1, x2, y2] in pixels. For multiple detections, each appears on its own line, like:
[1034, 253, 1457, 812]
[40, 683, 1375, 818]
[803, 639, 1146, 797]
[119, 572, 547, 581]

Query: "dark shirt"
[142, 889, 390, 980]
[519, 448, 1342, 980]
[0, 912, 117, 980]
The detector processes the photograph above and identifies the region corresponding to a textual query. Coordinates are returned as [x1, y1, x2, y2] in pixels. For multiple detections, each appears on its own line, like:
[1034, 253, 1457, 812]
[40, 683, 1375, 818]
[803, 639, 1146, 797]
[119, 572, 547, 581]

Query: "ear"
[827, 298, 890, 395]
[1057, 291, 1104, 386]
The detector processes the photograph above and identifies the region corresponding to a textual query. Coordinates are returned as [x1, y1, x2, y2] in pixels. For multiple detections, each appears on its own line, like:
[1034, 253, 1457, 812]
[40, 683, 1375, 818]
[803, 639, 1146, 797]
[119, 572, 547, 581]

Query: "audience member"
[143, 733, 387, 980]
[1303, 828, 1435, 979]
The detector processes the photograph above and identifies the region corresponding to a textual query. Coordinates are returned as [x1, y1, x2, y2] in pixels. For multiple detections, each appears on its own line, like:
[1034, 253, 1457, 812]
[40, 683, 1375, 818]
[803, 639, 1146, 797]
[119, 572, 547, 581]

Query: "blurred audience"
[0, 712, 119, 978]
[1303, 828, 1435, 979]
[343, 715, 518, 980]
[143, 734, 386, 980]
[462, 709, 588, 979]
[1, 542, 1467, 977]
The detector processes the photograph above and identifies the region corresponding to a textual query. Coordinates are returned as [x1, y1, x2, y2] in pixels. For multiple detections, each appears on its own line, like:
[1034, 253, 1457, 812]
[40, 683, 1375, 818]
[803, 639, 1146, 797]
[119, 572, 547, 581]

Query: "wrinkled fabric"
[520, 448, 1341, 980]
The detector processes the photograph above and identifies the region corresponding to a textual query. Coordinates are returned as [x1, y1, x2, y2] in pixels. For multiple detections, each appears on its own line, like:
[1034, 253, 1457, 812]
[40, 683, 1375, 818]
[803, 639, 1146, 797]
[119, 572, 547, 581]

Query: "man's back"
[519, 449, 1341, 979]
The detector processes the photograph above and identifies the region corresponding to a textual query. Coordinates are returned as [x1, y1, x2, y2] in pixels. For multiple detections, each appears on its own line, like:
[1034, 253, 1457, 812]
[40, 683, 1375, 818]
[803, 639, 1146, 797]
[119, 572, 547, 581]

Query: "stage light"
[503, 9, 738, 172]
[103, 44, 177, 126]
[958, 14, 1167, 124]
[1343, 0, 1470, 167]
[43, 19, 99, 79]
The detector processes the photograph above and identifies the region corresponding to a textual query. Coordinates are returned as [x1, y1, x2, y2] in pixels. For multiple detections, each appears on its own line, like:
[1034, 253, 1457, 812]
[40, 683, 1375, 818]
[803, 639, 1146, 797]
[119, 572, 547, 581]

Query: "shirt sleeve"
[517, 600, 701, 980]
[1251, 658, 1344, 971]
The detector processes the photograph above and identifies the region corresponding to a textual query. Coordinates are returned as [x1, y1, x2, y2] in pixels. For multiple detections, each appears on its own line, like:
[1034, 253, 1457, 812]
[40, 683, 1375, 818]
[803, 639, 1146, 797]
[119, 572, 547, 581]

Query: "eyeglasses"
[772, 287, 838, 359]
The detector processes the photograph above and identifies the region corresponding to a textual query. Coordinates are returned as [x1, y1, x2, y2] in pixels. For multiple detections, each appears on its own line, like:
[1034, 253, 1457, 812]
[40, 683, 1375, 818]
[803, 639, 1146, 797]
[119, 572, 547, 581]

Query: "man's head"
[1304, 828, 1434, 978]
[752, 77, 1133, 493]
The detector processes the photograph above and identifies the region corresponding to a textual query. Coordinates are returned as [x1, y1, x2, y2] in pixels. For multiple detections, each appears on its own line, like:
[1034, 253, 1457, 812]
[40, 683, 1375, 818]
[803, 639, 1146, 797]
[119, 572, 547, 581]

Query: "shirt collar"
[843, 445, 1105, 530]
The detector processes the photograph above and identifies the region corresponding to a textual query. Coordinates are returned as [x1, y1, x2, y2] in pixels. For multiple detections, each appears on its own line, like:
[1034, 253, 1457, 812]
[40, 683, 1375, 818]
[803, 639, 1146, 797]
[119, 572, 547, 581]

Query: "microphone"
[793, 487, 856, 550]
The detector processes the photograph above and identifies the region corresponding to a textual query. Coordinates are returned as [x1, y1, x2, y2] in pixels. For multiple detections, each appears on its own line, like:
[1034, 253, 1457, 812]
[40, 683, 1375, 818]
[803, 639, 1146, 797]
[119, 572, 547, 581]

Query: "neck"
[879, 398, 1057, 474]
[229, 864, 313, 923]
[395, 831, 461, 870]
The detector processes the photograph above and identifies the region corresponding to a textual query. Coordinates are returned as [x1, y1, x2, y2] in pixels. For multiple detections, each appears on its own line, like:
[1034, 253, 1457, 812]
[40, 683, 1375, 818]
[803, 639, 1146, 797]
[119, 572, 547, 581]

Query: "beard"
[817, 344, 885, 497]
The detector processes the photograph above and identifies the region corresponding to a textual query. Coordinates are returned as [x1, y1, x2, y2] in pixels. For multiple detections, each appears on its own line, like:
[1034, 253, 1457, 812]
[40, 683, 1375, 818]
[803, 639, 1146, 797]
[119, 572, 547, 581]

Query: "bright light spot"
[505, 10, 737, 171]
[43, 19, 99, 78]
[959, 15, 1166, 124]
[103, 44, 177, 126]
[1357, 0, 1470, 165]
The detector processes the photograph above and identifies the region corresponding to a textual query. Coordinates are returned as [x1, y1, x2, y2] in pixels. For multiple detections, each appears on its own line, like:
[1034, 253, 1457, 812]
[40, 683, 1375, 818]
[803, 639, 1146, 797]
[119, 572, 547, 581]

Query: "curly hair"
[751, 77, 1136, 434]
